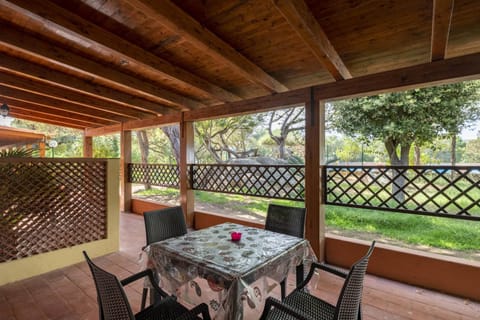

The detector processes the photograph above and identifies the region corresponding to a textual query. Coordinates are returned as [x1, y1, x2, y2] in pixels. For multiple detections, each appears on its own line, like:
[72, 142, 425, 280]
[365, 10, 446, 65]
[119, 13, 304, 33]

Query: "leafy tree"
[335, 137, 362, 163]
[330, 81, 480, 200]
[194, 115, 260, 163]
[331, 81, 480, 166]
[463, 138, 480, 163]
[265, 107, 305, 160]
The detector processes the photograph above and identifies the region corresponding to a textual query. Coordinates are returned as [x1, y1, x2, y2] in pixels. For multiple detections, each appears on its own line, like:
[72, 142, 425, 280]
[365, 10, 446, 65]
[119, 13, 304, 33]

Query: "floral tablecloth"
[146, 223, 316, 320]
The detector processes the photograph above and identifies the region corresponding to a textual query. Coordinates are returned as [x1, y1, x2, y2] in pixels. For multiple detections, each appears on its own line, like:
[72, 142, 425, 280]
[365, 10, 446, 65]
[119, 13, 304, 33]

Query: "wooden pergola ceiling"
[0, 0, 479, 130]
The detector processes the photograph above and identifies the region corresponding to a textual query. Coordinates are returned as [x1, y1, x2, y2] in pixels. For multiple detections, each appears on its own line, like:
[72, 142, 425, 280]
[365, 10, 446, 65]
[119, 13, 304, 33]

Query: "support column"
[39, 141, 46, 158]
[304, 87, 325, 260]
[120, 126, 132, 212]
[83, 134, 93, 158]
[180, 114, 195, 227]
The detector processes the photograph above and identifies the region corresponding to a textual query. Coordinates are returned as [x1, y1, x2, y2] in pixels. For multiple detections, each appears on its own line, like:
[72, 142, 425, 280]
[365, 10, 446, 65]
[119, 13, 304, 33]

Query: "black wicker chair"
[144, 206, 188, 246]
[84, 251, 211, 320]
[142, 206, 188, 309]
[265, 204, 306, 299]
[259, 241, 376, 320]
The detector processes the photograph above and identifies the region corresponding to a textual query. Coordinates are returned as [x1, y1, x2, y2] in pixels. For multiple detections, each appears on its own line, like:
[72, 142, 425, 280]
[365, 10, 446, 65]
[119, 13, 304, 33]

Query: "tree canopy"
[330, 81, 480, 165]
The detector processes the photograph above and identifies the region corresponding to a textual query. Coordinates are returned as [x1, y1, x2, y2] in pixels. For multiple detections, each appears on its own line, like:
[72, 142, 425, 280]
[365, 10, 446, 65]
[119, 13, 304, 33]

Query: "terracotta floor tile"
[1, 212, 479, 320]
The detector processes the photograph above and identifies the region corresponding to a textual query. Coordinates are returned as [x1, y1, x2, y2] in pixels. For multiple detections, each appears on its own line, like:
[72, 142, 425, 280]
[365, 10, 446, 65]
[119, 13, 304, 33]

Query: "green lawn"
[134, 187, 480, 253]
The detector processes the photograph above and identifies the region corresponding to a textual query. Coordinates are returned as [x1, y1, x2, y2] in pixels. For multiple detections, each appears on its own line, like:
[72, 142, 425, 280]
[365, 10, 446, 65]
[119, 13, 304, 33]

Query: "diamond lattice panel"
[325, 166, 480, 220]
[0, 159, 107, 262]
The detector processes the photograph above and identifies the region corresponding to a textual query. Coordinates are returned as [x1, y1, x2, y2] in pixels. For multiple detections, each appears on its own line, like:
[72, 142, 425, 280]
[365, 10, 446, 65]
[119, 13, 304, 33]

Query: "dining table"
[145, 222, 316, 320]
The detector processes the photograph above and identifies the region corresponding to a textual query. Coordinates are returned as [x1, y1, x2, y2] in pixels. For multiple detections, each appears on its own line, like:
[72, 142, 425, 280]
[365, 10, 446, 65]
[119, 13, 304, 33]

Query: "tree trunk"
[136, 130, 151, 190]
[414, 144, 421, 165]
[450, 134, 456, 166]
[385, 139, 410, 203]
[161, 126, 181, 164]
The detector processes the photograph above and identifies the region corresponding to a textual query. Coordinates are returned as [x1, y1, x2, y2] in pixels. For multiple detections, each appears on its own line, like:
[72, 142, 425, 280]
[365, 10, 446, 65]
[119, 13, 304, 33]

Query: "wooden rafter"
[272, 0, 352, 81]
[84, 124, 122, 137]
[10, 107, 98, 129]
[0, 26, 204, 111]
[0, 72, 152, 119]
[125, 0, 288, 93]
[0, 53, 175, 116]
[431, 0, 455, 61]
[1, 0, 240, 102]
[0, 85, 131, 123]
[0, 97, 116, 127]
[9, 110, 86, 129]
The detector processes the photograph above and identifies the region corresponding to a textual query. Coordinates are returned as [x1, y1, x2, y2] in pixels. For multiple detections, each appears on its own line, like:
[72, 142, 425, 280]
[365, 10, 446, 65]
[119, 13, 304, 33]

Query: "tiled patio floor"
[0, 213, 479, 319]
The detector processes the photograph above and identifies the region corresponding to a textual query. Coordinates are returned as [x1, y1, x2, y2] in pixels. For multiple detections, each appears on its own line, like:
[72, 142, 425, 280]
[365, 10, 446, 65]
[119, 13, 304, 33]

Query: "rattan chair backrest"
[265, 204, 306, 238]
[143, 206, 188, 245]
[83, 251, 135, 320]
[334, 241, 376, 320]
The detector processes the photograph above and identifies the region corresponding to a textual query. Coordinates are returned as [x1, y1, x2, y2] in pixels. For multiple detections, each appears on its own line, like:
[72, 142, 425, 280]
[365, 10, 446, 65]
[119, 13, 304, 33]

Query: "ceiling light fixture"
[0, 103, 9, 118]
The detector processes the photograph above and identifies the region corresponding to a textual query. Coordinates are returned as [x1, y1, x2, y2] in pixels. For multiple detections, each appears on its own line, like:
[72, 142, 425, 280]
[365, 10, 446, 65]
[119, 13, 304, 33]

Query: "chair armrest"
[259, 297, 313, 320]
[316, 263, 348, 278]
[297, 262, 348, 290]
[120, 268, 169, 299]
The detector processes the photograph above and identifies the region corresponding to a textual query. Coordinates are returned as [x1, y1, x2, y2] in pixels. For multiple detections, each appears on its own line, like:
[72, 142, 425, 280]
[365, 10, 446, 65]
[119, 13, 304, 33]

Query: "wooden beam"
[129, 0, 288, 93]
[431, 0, 455, 61]
[3, 0, 240, 102]
[0, 96, 116, 126]
[0, 72, 151, 119]
[123, 114, 182, 131]
[272, 0, 351, 80]
[0, 85, 129, 123]
[0, 53, 176, 115]
[184, 88, 309, 121]
[0, 26, 204, 111]
[83, 135, 93, 158]
[120, 126, 132, 212]
[304, 88, 321, 258]
[314, 53, 480, 101]
[9, 111, 85, 129]
[10, 108, 93, 128]
[179, 118, 195, 227]
[85, 124, 122, 137]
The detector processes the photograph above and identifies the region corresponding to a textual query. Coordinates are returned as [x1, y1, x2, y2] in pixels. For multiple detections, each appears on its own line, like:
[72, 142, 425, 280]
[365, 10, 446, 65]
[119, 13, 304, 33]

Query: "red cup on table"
[231, 232, 242, 241]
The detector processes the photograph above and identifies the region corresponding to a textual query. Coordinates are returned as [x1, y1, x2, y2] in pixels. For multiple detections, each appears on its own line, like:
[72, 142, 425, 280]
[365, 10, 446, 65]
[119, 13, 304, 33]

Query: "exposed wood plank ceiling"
[0, 0, 479, 130]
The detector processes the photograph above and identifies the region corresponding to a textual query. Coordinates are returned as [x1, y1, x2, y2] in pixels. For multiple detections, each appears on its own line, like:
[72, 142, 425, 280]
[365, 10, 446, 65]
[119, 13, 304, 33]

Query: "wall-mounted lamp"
[0, 103, 9, 118]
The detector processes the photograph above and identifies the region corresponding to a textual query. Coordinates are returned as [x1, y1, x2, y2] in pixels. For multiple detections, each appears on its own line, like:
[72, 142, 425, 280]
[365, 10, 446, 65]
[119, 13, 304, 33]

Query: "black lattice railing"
[128, 163, 179, 188]
[324, 165, 480, 220]
[0, 158, 107, 262]
[191, 164, 305, 201]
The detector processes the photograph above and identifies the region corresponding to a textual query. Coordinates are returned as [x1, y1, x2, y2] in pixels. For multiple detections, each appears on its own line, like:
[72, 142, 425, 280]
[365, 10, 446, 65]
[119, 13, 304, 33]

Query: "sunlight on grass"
[133, 187, 480, 253]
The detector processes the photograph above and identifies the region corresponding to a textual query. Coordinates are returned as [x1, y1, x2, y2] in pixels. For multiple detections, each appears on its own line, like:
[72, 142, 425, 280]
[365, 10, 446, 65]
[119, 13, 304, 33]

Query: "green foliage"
[463, 138, 480, 163]
[326, 206, 480, 251]
[330, 81, 480, 165]
[11, 119, 83, 157]
[0, 148, 35, 158]
[93, 135, 120, 158]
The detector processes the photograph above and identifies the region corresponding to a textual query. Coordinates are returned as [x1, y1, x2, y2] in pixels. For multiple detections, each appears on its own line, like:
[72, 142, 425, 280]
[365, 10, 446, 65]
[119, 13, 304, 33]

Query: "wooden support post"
[39, 141, 46, 157]
[120, 126, 132, 212]
[304, 87, 324, 260]
[83, 133, 93, 158]
[180, 114, 195, 227]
